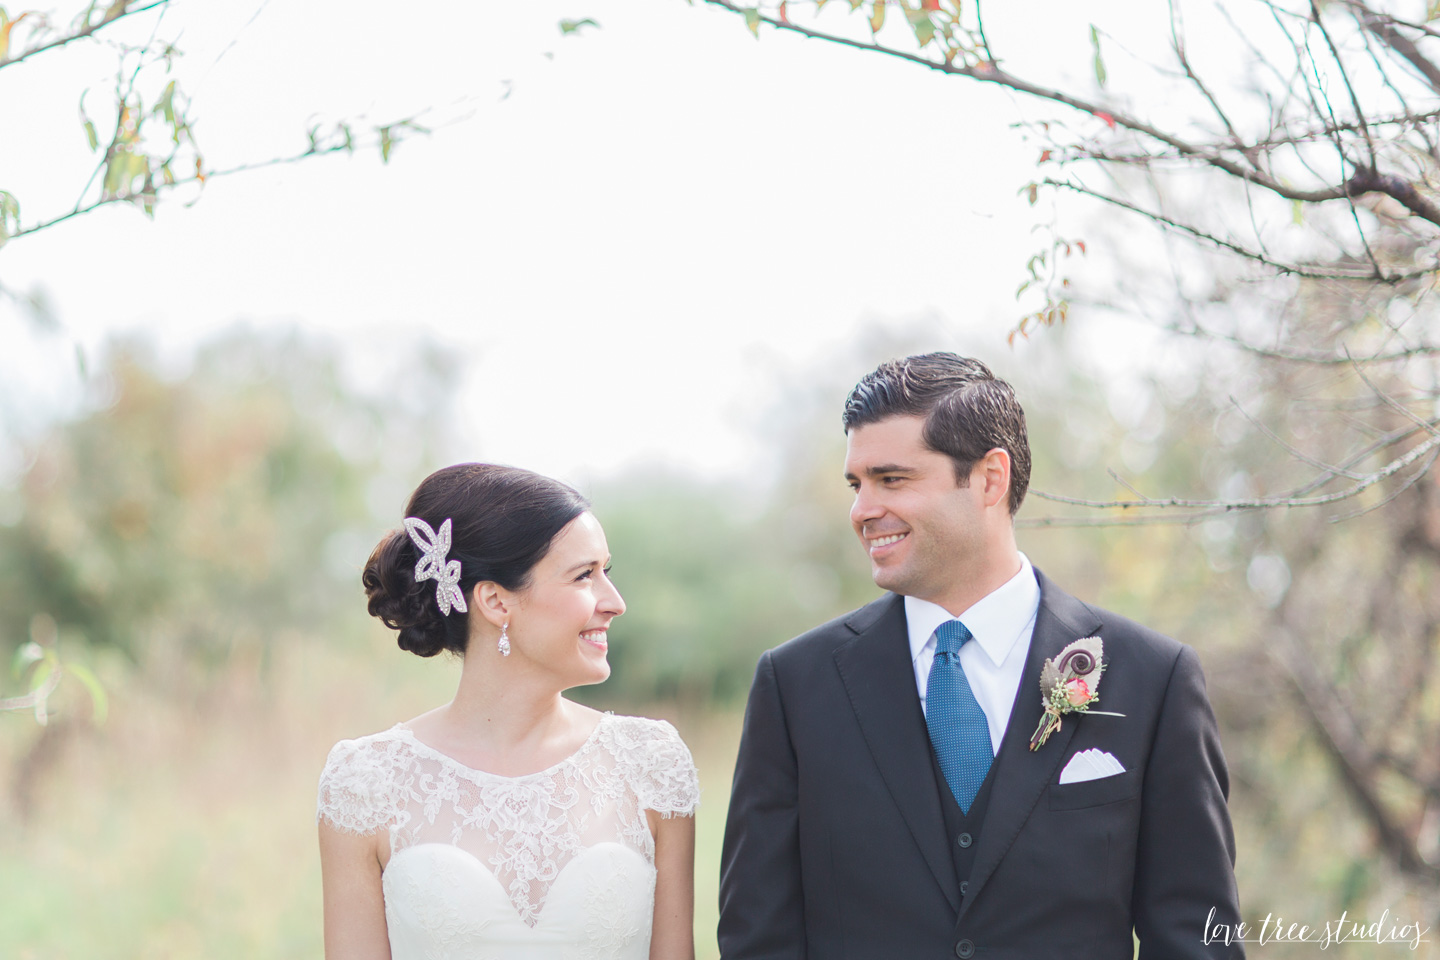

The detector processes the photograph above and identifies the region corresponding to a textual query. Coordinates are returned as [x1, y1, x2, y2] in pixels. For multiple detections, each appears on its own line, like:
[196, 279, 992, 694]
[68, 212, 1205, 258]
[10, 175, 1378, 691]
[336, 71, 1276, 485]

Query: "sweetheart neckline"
[383, 840, 654, 928]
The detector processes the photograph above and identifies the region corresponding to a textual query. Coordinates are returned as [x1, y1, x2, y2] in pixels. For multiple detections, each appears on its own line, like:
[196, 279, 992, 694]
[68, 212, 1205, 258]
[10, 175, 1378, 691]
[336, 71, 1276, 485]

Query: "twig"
[0, 0, 170, 71]
[1029, 430, 1440, 512]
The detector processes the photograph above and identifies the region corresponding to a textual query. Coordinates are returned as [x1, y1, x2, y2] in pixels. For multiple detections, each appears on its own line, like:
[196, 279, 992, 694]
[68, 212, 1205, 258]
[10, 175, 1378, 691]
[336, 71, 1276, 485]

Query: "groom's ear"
[975, 447, 1013, 510]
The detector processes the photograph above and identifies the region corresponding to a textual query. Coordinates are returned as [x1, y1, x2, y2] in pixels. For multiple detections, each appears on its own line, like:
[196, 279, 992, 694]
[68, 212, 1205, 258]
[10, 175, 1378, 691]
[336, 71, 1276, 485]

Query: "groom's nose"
[850, 483, 884, 528]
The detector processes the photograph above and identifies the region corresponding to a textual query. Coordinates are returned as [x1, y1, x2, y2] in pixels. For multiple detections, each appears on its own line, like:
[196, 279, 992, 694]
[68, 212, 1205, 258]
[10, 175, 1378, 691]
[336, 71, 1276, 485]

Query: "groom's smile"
[844, 414, 1014, 615]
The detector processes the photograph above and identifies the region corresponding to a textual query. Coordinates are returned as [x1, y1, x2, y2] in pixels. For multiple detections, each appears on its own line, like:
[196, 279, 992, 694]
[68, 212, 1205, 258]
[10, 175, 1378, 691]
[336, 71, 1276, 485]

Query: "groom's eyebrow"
[844, 463, 917, 481]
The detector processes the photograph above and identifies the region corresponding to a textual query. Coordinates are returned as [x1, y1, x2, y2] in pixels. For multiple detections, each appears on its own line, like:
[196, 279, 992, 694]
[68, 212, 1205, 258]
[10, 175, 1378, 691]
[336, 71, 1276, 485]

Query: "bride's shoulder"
[600, 712, 688, 745]
[596, 713, 700, 815]
[315, 725, 411, 835]
[320, 724, 413, 769]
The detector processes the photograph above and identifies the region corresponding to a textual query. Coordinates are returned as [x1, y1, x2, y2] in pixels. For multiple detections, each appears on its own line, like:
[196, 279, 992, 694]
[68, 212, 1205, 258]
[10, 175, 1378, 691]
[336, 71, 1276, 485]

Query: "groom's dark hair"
[843, 352, 1031, 515]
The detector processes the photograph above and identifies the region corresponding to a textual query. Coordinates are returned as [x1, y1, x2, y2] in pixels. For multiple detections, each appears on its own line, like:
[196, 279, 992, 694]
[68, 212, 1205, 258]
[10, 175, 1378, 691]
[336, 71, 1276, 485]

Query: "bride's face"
[508, 511, 624, 687]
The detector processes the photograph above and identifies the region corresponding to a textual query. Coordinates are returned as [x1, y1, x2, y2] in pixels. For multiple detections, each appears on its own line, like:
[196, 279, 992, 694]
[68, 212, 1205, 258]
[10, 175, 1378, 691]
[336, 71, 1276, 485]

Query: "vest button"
[956, 939, 975, 958]
[960, 880, 969, 896]
[957, 832, 973, 848]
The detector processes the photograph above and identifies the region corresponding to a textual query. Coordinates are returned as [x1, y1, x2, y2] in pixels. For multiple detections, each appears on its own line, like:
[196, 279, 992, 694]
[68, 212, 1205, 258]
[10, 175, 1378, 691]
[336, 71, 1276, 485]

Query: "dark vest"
[929, 736, 996, 903]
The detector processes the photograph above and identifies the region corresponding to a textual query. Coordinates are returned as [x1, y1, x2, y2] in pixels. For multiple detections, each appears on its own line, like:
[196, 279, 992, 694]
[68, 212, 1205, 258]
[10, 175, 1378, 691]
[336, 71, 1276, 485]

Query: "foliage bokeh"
[2, 322, 1439, 957]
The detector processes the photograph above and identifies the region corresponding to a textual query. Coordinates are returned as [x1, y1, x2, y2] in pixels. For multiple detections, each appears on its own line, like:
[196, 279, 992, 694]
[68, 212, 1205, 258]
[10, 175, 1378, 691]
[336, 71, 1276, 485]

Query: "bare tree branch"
[1029, 430, 1440, 513]
[1042, 178, 1438, 281]
[0, 1, 171, 71]
[701, 0, 1440, 231]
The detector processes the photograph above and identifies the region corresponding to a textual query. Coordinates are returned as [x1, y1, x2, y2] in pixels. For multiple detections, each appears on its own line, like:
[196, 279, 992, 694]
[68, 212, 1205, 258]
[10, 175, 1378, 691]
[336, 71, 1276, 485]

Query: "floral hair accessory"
[1029, 636, 1124, 751]
[403, 517, 468, 616]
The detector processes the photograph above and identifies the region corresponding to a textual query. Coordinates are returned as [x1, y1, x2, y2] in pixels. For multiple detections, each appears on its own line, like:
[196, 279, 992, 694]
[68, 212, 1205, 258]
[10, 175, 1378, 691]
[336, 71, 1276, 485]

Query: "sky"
[1, 0, 1172, 489]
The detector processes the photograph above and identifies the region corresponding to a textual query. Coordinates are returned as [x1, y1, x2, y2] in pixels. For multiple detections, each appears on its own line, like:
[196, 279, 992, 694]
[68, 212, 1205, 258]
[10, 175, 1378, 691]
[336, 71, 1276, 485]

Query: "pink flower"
[1064, 677, 1091, 706]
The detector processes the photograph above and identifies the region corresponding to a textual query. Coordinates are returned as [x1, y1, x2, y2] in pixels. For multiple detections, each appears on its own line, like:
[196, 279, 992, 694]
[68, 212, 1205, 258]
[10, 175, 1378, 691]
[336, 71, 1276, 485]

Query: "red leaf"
[1094, 111, 1116, 129]
[778, 0, 790, 22]
[921, 0, 941, 10]
[1039, 149, 1052, 163]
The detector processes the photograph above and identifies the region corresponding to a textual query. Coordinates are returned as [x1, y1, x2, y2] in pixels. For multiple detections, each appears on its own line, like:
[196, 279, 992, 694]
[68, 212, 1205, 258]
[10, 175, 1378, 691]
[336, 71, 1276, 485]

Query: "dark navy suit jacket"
[718, 569, 1245, 960]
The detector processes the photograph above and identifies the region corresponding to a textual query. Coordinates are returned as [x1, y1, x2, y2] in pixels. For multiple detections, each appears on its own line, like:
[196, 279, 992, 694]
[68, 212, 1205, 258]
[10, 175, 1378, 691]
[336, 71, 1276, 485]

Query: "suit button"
[960, 881, 969, 896]
[955, 939, 975, 958]
[957, 832, 973, 848]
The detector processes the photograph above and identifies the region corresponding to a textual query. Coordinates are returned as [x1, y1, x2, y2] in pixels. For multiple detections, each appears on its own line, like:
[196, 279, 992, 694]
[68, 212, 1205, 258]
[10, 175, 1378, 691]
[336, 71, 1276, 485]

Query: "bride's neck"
[436, 655, 584, 754]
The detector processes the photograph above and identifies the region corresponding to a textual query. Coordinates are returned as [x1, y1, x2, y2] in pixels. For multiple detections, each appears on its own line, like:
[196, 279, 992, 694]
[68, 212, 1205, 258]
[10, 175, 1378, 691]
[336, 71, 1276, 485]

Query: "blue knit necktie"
[926, 620, 992, 814]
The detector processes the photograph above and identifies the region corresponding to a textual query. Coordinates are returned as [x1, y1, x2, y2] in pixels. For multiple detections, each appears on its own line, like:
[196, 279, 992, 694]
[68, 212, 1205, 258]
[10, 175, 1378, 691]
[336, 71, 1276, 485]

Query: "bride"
[317, 463, 699, 959]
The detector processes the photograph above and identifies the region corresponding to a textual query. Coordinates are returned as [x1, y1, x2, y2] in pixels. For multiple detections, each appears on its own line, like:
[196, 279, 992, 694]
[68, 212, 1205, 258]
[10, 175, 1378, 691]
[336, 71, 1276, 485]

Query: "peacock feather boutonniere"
[1029, 636, 1126, 751]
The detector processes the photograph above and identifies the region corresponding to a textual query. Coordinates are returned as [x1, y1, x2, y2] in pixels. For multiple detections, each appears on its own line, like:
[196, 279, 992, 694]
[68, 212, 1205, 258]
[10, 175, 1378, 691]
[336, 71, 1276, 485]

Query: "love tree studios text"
[1205, 908, 1431, 950]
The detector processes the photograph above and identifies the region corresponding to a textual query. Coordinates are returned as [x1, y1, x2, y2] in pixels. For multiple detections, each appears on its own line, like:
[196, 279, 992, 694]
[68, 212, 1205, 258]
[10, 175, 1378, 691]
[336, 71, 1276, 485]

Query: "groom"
[719, 353, 1244, 959]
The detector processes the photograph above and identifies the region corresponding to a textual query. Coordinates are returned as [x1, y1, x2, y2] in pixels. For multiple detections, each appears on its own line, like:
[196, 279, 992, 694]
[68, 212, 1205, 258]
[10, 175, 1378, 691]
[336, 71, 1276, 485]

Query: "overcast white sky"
[1, 0, 1173, 488]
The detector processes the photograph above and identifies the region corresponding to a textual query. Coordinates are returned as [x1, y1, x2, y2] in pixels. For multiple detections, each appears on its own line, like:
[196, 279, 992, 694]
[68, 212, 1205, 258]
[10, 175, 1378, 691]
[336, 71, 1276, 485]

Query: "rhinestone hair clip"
[403, 517, 468, 616]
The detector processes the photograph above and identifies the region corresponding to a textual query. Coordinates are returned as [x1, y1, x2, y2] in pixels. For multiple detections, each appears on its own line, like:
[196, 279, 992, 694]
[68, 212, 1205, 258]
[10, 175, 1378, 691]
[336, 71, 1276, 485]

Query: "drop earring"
[498, 621, 511, 657]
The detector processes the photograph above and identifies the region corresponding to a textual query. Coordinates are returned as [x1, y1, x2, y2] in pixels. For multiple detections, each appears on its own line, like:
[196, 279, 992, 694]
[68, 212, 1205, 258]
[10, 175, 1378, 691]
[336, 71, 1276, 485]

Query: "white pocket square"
[1059, 748, 1126, 784]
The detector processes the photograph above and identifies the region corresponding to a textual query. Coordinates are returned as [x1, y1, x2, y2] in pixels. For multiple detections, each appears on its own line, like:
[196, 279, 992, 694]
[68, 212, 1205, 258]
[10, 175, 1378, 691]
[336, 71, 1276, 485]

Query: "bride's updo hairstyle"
[363, 463, 590, 657]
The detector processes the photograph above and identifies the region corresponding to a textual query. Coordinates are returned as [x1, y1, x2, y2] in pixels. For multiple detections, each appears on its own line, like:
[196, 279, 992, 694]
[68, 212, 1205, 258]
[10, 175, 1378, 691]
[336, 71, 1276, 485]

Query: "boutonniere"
[1029, 636, 1126, 751]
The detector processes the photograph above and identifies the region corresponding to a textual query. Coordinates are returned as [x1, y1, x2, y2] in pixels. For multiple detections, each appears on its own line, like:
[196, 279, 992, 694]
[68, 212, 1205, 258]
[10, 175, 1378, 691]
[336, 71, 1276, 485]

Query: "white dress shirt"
[905, 553, 1040, 754]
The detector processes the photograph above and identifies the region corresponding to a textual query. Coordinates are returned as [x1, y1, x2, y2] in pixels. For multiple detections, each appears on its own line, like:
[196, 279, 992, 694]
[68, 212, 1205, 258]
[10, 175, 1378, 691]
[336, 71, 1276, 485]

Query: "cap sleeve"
[316, 736, 398, 835]
[631, 718, 700, 818]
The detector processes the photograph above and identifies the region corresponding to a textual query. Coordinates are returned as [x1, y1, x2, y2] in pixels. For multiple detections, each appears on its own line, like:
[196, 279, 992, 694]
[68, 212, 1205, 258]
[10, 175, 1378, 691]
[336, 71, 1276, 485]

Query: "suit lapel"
[832, 594, 959, 913]
[959, 569, 1102, 917]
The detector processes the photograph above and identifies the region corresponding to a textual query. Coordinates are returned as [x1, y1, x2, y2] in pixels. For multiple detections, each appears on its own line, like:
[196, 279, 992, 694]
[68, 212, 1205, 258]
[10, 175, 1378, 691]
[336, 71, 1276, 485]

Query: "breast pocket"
[1048, 767, 1141, 811]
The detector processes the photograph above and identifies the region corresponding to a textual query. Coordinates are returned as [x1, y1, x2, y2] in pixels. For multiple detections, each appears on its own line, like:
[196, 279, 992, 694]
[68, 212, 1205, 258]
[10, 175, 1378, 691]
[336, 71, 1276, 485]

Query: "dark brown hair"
[842, 352, 1031, 515]
[362, 463, 590, 656]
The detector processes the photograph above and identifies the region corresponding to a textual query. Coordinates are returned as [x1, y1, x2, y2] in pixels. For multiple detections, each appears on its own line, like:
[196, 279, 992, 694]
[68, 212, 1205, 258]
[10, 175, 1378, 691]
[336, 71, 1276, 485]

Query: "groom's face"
[844, 415, 987, 606]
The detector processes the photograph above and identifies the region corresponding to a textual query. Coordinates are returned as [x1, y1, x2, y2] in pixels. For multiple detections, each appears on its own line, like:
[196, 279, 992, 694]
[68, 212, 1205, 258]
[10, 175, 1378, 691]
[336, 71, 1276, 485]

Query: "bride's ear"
[471, 582, 512, 628]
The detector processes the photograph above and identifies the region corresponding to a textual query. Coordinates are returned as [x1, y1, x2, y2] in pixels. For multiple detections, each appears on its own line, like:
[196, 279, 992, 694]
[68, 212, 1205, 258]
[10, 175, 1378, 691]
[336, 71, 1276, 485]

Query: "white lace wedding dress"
[317, 713, 700, 960]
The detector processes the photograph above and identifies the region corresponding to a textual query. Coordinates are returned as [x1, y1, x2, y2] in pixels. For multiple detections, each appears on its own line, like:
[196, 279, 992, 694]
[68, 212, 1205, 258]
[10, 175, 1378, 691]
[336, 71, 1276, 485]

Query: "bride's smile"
[487, 510, 625, 687]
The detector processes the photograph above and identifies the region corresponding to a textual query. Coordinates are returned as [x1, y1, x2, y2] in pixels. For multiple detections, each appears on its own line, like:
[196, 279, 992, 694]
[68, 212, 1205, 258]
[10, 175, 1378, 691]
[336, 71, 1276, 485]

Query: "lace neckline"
[389, 711, 611, 782]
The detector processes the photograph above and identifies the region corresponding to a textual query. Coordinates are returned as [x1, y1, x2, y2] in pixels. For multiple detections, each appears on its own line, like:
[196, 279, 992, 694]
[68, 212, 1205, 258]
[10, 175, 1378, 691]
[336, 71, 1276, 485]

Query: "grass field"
[6, 632, 1436, 960]
[0, 633, 742, 959]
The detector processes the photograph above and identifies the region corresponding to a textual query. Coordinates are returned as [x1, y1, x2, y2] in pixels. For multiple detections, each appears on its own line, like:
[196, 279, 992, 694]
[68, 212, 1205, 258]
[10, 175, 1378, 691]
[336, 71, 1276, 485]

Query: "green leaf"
[380, 126, 393, 163]
[28, 658, 54, 694]
[11, 641, 43, 678]
[558, 17, 599, 36]
[66, 662, 108, 725]
[743, 7, 760, 37]
[155, 79, 176, 125]
[103, 154, 125, 194]
[912, 13, 935, 46]
[1090, 25, 1106, 89]
[0, 188, 18, 245]
[1429, 0, 1440, 20]
[84, 120, 98, 151]
[1292, 199, 1304, 224]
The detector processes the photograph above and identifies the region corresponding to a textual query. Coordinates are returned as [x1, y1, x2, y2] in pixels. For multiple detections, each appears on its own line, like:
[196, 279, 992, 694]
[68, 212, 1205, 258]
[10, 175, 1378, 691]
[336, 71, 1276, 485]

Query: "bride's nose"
[598, 572, 625, 617]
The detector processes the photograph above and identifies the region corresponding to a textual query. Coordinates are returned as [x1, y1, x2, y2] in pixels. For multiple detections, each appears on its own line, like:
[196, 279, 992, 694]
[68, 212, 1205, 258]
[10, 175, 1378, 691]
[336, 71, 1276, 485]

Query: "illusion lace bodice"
[317, 713, 700, 960]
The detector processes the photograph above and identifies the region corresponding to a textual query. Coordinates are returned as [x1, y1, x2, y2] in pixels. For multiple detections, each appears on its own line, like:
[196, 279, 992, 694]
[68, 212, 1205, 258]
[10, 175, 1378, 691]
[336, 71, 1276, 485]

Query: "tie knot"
[934, 620, 973, 657]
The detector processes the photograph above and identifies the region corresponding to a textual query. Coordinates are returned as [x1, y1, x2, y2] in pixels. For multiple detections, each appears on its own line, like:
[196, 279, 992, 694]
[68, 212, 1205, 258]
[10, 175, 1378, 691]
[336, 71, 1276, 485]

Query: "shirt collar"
[905, 553, 1039, 669]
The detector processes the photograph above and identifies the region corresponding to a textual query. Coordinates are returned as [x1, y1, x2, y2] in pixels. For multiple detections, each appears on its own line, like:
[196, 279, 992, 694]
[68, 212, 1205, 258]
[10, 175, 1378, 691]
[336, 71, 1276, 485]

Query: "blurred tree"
[0, 332, 376, 666]
[0, 1, 425, 250]
[0, 327, 452, 807]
